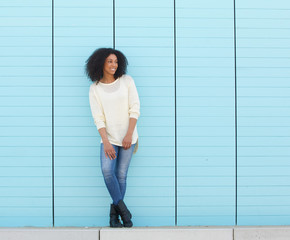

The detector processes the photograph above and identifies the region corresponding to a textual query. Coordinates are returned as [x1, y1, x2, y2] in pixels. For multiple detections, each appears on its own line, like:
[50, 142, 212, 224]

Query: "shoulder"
[120, 74, 135, 86]
[89, 82, 98, 93]
[90, 81, 99, 89]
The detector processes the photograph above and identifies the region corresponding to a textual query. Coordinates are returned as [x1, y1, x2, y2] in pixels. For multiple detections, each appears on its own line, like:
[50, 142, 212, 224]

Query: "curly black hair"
[85, 48, 128, 82]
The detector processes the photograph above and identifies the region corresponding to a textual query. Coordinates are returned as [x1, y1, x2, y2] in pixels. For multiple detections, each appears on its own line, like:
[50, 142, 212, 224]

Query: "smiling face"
[103, 54, 118, 77]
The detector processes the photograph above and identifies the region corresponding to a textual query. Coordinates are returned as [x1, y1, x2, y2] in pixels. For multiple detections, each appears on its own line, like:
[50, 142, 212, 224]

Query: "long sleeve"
[128, 78, 140, 120]
[89, 84, 106, 130]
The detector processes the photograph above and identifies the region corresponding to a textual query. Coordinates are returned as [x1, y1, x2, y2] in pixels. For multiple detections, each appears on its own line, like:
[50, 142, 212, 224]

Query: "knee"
[101, 166, 114, 179]
[116, 170, 127, 182]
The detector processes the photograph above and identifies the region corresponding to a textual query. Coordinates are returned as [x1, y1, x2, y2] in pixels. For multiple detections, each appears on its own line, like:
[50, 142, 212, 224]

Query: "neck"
[101, 73, 115, 83]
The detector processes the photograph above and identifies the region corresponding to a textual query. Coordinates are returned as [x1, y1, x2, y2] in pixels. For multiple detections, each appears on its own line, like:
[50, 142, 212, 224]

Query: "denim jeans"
[100, 143, 135, 205]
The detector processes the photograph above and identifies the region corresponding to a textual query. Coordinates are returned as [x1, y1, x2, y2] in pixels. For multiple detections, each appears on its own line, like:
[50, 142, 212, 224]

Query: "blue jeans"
[100, 143, 135, 205]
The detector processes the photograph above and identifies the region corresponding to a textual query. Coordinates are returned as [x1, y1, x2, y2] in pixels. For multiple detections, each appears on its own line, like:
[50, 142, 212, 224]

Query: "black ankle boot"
[109, 204, 123, 228]
[116, 200, 133, 228]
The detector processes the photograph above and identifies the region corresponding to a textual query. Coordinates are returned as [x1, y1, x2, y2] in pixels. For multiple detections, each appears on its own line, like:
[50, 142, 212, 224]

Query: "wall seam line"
[52, 0, 55, 227]
[233, 0, 238, 226]
[113, 0, 115, 49]
[174, 0, 177, 227]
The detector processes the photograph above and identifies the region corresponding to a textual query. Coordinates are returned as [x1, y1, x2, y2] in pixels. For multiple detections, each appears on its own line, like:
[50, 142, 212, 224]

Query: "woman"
[86, 48, 140, 228]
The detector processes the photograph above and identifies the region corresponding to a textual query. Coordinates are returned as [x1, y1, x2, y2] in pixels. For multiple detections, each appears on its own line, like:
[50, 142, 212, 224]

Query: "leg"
[115, 144, 135, 200]
[100, 143, 122, 205]
[114, 144, 135, 228]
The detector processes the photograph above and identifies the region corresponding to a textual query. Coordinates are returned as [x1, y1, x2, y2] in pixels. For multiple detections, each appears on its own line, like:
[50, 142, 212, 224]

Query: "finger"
[124, 142, 129, 149]
[107, 152, 113, 160]
[109, 150, 116, 159]
[105, 152, 109, 159]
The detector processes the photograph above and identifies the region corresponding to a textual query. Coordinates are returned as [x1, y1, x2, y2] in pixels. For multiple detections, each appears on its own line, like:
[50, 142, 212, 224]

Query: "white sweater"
[89, 74, 140, 146]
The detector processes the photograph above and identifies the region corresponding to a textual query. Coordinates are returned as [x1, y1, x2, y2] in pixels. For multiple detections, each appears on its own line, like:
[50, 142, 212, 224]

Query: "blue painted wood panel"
[53, 0, 113, 226]
[236, 0, 290, 225]
[176, 0, 236, 225]
[0, 0, 52, 227]
[115, 0, 175, 226]
[1, 0, 289, 228]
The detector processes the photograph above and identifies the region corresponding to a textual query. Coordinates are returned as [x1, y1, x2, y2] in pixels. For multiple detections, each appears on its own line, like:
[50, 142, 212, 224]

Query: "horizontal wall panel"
[55, 156, 174, 168]
[0, 79, 51, 88]
[0, 177, 51, 188]
[53, 0, 113, 227]
[115, 0, 175, 226]
[0, 0, 52, 227]
[236, 0, 290, 225]
[176, 0, 235, 226]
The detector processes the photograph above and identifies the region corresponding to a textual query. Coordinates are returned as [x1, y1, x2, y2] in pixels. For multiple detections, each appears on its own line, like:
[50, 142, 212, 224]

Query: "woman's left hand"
[122, 134, 132, 150]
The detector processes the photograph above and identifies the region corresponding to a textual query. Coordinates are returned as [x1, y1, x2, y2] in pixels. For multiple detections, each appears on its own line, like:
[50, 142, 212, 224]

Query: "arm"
[89, 85, 116, 160]
[98, 127, 116, 160]
[122, 118, 137, 150]
[122, 77, 140, 150]
[89, 85, 106, 129]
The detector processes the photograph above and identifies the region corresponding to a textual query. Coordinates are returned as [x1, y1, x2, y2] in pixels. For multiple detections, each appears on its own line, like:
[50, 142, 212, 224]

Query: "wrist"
[103, 139, 110, 144]
[126, 131, 133, 137]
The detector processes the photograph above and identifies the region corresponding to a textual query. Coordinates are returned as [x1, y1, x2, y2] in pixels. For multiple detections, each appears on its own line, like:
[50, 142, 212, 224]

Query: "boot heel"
[116, 200, 133, 228]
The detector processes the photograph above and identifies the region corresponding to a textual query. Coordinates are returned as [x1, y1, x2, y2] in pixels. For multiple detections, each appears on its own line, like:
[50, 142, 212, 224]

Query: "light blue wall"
[54, 0, 113, 227]
[0, 0, 52, 227]
[0, 0, 289, 227]
[115, 0, 175, 226]
[176, 0, 236, 225]
[236, 0, 290, 225]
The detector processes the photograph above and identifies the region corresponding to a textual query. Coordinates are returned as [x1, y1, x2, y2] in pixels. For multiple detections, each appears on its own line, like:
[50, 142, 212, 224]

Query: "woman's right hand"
[103, 141, 116, 160]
